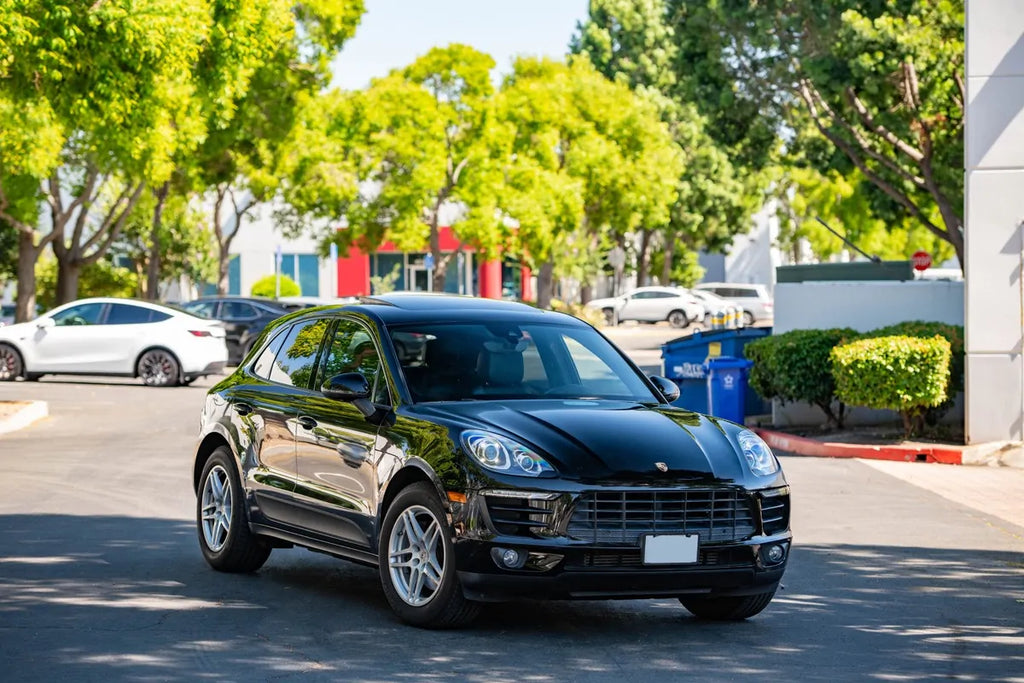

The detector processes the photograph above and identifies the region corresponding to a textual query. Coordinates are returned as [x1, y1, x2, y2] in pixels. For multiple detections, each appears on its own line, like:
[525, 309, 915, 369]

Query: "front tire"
[378, 482, 480, 628]
[137, 349, 180, 387]
[0, 344, 23, 381]
[680, 590, 776, 620]
[602, 308, 616, 326]
[196, 447, 271, 573]
[743, 311, 756, 326]
[667, 309, 689, 329]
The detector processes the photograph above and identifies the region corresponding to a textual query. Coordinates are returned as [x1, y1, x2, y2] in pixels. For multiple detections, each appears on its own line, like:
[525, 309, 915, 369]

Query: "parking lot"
[1, 374, 1023, 682]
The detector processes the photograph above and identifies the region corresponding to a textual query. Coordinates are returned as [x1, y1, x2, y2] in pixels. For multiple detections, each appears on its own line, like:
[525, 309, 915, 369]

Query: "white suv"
[694, 283, 773, 325]
[586, 286, 706, 328]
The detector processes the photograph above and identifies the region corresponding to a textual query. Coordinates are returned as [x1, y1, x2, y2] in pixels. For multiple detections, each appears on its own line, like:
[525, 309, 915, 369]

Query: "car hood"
[409, 400, 751, 484]
[585, 297, 620, 309]
[0, 320, 38, 340]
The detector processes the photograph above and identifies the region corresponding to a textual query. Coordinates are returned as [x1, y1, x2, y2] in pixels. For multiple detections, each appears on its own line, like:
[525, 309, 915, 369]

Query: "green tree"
[0, 0, 210, 320]
[665, 0, 966, 267]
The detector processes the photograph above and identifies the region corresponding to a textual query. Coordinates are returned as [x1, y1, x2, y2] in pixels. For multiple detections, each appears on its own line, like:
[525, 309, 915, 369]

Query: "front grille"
[760, 492, 790, 535]
[484, 494, 558, 536]
[569, 546, 754, 569]
[567, 489, 756, 545]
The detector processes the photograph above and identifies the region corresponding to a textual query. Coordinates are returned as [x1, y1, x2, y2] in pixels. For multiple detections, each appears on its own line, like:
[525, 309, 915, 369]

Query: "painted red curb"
[753, 428, 962, 465]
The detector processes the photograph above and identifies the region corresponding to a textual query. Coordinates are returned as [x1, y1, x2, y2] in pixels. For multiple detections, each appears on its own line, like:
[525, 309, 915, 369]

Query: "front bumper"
[451, 485, 791, 602]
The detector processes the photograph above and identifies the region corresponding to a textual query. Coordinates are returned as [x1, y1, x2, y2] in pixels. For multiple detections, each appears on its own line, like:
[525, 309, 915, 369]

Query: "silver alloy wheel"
[0, 346, 19, 381]
[139, 350, 176, 386]
[668, 310, 687, 327]
[200, 464, 232, 552]
[388, 504, 444, 607]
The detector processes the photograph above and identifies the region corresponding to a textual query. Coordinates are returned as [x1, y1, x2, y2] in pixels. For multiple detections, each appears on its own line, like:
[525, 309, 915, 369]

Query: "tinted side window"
[269, 319, 330, 388]
[652, 292, 677, 299]
[222, 302, 258, 320]
[252, 327, 290, 379]
[185, 301, 218, 319]
[52, 303, 105, 326]
[106, 303, 167, 324]
[319, 320, 388, 404]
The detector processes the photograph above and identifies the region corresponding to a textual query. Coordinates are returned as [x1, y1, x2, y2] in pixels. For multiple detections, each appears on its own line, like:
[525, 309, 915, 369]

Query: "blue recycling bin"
[661, 327, 770, 415]
[706, 356, 753, 423]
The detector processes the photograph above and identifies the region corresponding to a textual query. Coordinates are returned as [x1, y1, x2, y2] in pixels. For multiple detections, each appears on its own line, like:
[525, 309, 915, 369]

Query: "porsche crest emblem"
[655, 462, 668, 472]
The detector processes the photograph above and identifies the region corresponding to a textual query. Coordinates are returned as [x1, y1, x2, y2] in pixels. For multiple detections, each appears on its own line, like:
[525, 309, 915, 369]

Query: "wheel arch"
[133, 345, 181, 378]
[375, 459, 450, 544]
[0, 340, 27, 375]
[193, 431, 233, 494]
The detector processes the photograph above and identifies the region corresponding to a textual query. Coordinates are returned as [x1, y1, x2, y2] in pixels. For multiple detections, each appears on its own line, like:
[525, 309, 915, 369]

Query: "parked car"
[586, 286, 706, 328]
[192, 294, 791, 628]
[690, 289, 746, 323]
[275, 295, 359, 311]
[181, 297, 289, 365]
[0, 297, 227, 386]
[694, 283, 774, 325]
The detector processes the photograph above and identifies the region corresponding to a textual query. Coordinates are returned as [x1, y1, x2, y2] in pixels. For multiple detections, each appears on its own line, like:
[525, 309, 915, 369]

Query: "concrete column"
[965, 2, 1024, 442]
[478, 259, 502, 299]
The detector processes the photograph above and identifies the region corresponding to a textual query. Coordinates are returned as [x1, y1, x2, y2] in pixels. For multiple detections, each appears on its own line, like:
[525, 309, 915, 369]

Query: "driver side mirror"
[36, 317, 55, 329]
[649, 375, 681, 403]
[321, 372, 377, 419]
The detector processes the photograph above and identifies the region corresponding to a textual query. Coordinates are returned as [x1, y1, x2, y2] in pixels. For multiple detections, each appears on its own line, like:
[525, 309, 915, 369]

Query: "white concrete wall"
[723, 199, 781, 291]
[772, 280, 964, 427]
[965, 2, 1024, 443]
[774, 280, 964, 334]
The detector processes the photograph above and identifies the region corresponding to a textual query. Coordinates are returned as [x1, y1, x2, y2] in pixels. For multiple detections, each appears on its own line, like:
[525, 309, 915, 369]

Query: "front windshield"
[389, 321, 658, 403]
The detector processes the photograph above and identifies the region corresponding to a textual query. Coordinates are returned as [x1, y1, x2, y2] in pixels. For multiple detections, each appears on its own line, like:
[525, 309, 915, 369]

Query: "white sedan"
[0, 297, 228, 387]
[586, 286, 706, 328]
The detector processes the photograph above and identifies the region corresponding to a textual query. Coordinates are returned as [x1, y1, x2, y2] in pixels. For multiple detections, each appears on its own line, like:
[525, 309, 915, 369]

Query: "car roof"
[306, 293, 584, 326]
[52, 297, 184, 313]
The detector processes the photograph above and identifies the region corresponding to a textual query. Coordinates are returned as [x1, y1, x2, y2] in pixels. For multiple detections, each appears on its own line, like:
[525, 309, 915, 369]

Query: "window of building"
[281, 253, 320, 297]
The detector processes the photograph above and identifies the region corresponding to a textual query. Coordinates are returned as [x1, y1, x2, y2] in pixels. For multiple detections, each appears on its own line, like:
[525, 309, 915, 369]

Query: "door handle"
[297, 416, 318, 430]
[232, 402, 253, 416]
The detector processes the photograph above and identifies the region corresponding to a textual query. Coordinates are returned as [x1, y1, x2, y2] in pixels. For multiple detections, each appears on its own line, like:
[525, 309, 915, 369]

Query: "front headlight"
[461, 430, 556, 477]
[738, 431, 779, 477]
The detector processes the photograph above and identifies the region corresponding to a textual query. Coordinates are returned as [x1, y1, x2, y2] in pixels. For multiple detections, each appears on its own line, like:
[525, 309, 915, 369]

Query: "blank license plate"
[643, 534, 699, 565]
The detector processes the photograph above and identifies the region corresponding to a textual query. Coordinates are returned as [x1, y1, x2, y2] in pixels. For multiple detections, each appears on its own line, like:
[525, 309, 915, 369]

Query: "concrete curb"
[0, 400, 48, 436]
[754, 428, 965, 465]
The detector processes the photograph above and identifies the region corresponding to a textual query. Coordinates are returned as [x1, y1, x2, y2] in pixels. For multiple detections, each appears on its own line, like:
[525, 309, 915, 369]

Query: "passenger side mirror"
[36, 317, 55, 329]
[649, 375, 681, 403]
[321, 372, 377, 418]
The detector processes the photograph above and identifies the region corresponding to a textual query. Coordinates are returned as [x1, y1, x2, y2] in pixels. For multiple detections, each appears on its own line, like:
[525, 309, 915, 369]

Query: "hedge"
[251, 274, 300, 298]
[745, 328, 856, 427]
[831, 335, 951, 437]
[869, 321, 963, 420]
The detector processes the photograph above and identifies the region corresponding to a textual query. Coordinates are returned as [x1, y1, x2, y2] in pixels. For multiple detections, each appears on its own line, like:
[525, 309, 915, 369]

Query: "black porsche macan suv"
[192, 294, 791, 628]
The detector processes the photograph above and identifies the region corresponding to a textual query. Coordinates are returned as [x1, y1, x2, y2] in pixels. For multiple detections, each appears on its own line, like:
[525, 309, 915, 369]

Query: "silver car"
[694, 283, 773, 325]
[586, 286, 706, 328]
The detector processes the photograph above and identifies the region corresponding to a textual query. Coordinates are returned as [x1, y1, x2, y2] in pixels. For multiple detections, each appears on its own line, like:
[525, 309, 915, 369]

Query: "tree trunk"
[15, 233, 38, 322]
[429, 220, 446, 292]
[146, 182, 170, 300]
[661, 230, 677, 285]
[580, 283, 592, 305]
[636, 228, 652, 286]
[55, 254, 81, 305]
[536, 261, 555, 309]
[216, 241, 231, 295]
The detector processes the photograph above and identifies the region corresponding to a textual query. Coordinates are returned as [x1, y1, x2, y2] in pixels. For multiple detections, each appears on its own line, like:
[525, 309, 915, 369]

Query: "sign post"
[424, 252, 435, 292]
[329, 242, 338, 298]
[275, 245, 283, 299]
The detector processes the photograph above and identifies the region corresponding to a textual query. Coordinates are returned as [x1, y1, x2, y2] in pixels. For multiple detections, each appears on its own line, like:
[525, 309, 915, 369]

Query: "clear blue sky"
[331, 0, 590, 90]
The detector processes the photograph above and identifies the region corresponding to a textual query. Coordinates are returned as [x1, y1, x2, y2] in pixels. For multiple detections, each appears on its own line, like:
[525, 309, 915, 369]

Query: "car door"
[618, 292, 647, 321]
[229, 318, 330, 526]
[291, 317, 388, 548]
[30, 302, 117, 372]
[219, 301, 261, 362]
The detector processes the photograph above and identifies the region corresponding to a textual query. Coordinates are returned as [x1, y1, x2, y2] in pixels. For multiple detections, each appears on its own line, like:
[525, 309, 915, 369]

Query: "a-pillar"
[479, 259, 502, 299]
[965, 2, 1024, 442]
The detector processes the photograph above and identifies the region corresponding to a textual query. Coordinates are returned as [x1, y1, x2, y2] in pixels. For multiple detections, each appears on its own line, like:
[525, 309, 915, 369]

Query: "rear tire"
[196, 447, 271, 573]
[378, 482, 480, 628]
[0, 344, 23, 381]
[667, 310, 689, 329]
[680, 590, 776, 620]
[137, 349, 180, 387]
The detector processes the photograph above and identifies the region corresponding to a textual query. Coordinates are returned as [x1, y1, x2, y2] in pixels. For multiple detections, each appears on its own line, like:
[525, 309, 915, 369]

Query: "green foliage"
[34, 257, 137, 311]
[251, 274, 299, 298]
[549, 298, 606, 327]
[370, 264, 402, 295]
[831, 335, 952, 437]
[746, 328, 857, 426]
[0, 219, 16, 281]
[649, 249, 703, 288]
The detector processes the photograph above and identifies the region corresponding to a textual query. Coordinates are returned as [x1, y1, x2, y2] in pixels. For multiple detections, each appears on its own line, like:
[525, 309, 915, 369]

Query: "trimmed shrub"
[745, 328, 856, 427]
[831, 335, 951, 437]
[869, 321, 963, 421]
[251, 274, 300, 298]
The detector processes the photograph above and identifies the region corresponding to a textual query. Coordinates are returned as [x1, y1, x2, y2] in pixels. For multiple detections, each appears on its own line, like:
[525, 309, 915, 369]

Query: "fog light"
[490, 547, 526, 569]
[765, 543, 786, 564]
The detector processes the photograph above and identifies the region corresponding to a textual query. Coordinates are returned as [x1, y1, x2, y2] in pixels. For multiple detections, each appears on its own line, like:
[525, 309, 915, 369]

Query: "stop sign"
[912, 250, 932, 271]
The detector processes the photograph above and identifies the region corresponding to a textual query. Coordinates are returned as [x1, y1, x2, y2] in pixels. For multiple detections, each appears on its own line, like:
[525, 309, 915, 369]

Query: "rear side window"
[222, 302, 259, 320]
[185, 301, 218, 319]
[106, 303, 170, 324]
[268, 318, 330, 388]
[52, 302, 105, 326]
[252, 328, 289, 379]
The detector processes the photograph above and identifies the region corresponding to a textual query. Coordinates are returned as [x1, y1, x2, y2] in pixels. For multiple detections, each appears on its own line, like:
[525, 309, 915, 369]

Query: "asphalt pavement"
[0, 364, 1022, 682]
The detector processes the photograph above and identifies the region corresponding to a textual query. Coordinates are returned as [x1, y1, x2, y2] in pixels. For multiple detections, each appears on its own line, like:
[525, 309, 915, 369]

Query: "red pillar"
[520, 266, 533, 302]
[479, 259, 502, 299]
[336, 247, 370, 297]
